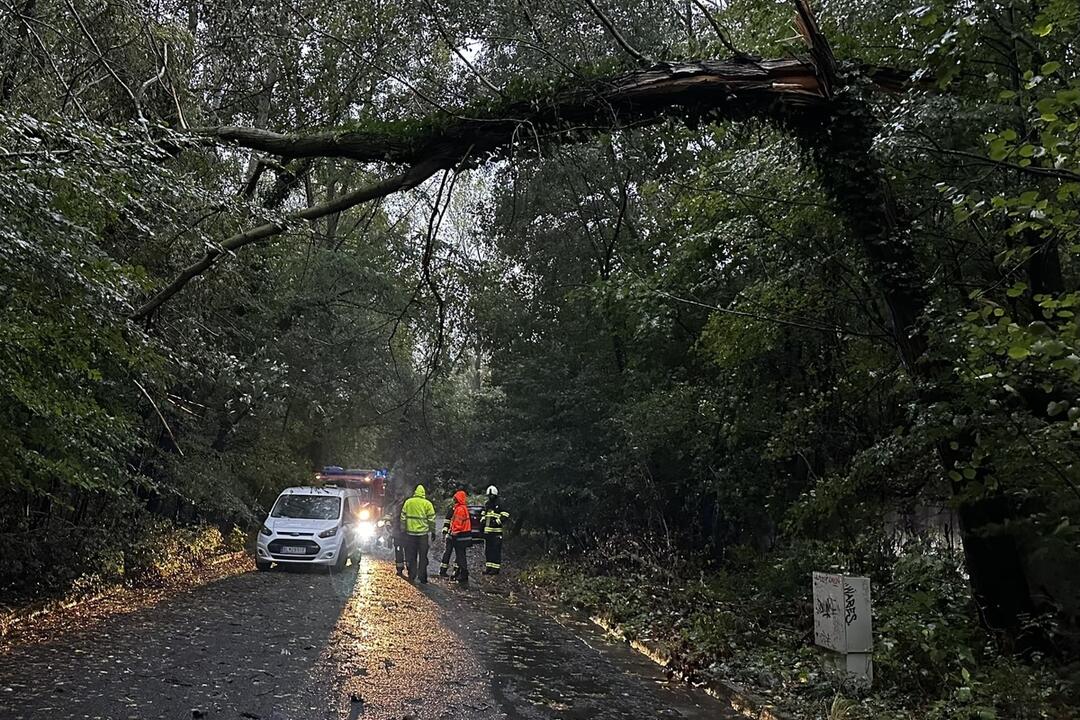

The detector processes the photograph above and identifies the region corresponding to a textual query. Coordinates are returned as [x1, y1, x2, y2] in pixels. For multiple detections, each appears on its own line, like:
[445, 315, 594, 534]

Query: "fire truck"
[315, 466, 389, 545]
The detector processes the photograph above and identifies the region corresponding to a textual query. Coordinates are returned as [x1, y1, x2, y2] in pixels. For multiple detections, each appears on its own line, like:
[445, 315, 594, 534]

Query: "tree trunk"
[792, 95, 1042, 647]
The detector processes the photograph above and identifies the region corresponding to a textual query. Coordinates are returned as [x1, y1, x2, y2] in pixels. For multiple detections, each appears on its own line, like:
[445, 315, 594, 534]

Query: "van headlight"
[260, 525, 272, 536]
[356, 521, 376, 540]
[359, 508, 371, 521]
[318, 526, 339, 538]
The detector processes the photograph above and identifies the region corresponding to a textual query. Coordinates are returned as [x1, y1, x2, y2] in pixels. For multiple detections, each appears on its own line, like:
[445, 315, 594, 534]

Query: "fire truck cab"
[315, 466, 388, 536]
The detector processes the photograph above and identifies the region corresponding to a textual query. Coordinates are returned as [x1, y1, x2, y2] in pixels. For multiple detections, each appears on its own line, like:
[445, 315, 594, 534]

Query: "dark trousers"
[393, 533, 405, 573]
[403, 534, 429, 581]
[484, 534, 502, 574]
[439, 536, 455, 575]
[452, 536, 469, 583]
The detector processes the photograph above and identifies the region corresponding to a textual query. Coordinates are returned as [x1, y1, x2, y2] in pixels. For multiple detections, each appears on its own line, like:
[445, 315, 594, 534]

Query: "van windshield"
[271, 495, 341, 520]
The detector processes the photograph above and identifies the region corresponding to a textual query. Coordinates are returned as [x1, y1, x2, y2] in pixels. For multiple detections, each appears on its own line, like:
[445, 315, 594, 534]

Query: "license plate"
[280, 546, 308, 555]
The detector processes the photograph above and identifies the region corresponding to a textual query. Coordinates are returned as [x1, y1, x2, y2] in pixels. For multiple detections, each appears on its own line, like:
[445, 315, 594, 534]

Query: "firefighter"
[447, 490, 472, 585]
[399, 484, 436, 583]
[482, 485, 509, 575]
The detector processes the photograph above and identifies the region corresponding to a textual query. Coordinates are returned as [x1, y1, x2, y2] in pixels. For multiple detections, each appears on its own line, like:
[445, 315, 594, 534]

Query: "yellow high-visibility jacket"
[400, 485, 436, 536]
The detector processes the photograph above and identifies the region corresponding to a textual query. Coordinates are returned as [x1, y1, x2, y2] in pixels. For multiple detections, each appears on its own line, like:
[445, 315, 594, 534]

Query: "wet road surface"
[0, 551, 735, 719]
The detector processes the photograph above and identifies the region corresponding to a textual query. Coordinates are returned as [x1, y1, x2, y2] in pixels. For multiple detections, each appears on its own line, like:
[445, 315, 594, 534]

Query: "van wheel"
[331, 548, 348, 573]
[256, 560, 272, 571]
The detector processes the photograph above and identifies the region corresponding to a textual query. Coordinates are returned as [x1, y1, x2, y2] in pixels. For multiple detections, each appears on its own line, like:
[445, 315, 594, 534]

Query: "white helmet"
[486, 485, 498, 496]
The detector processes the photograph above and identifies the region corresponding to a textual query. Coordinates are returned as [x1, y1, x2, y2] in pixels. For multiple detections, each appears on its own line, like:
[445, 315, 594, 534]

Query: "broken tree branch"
[793, 0, 838, 97]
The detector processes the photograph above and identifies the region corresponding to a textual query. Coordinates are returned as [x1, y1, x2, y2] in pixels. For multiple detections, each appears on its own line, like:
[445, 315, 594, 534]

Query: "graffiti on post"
[844, 581, 858, 625]
[813, 572, 872, 653]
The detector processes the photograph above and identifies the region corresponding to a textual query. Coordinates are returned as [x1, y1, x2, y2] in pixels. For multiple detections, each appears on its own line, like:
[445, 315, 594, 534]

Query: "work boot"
[438, 570, 448, 578]
[420, 577, 428, 584]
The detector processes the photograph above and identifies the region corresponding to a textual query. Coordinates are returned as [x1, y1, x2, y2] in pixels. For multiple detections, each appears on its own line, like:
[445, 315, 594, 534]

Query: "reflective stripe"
[485, 562, 501, 569]
[482, 507, 507, 534]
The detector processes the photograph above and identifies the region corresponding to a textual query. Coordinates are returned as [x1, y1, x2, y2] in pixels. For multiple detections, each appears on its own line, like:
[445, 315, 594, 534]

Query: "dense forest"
[2, 0, 1079, 715]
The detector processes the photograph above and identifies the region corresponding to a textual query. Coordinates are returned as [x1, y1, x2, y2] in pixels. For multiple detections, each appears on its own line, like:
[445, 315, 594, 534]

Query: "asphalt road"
[0, 551, 735, 720]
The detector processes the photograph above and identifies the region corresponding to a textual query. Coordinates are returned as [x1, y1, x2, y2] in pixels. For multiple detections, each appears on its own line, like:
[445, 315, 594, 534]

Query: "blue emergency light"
[318, 466, 387, 481]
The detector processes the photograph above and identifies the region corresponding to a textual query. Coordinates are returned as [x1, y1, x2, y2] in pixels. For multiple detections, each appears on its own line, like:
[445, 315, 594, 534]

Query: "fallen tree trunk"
[195, 58, 828, 166]
[133, 58, 833, 321]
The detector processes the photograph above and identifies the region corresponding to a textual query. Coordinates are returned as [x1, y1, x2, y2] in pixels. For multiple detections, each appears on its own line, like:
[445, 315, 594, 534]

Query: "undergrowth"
[0, 516, 247, 606]
[519, 537, 1077, 719]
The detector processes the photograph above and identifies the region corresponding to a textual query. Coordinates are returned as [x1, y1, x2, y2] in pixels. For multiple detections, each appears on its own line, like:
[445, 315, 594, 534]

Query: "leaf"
[1047, 400, 1069, 417]
[1007, 345, 1030, 360]
[1040, 61, 1061, 76]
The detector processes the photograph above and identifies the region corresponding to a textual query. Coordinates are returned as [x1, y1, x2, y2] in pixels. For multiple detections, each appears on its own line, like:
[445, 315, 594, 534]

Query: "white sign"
[812, 572, 872, 653]
[843, 575, 872, 652]
[813, 572, 844, 651]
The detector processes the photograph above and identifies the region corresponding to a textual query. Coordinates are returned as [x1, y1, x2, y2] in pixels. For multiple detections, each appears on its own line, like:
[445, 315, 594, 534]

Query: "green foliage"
[0, 493, 238, 601]
[875, 551, 981, 696]
[525, 540, 1072, 719]
[122, 521, 226, 587]
[226, 526, 249, 553]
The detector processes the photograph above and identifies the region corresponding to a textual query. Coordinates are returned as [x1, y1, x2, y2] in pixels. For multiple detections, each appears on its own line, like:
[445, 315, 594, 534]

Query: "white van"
[255, 486, 371, 571]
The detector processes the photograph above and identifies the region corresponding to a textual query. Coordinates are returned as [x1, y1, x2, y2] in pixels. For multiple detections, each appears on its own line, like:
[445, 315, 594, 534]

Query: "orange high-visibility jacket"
[449, 490, 471, 536]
